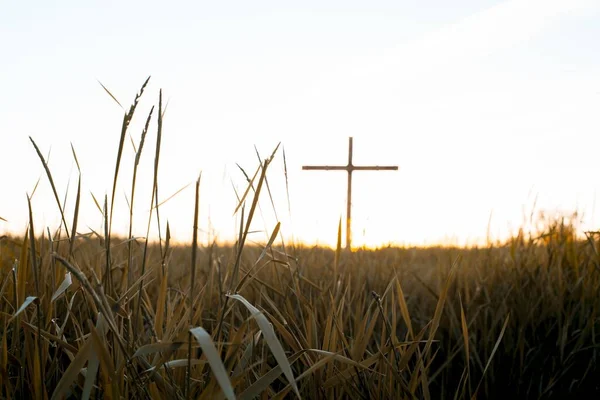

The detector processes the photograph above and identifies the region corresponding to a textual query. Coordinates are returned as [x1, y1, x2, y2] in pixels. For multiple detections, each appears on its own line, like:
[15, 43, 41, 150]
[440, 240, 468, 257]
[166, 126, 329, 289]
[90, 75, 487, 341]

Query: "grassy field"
[1, 80, 599, 399]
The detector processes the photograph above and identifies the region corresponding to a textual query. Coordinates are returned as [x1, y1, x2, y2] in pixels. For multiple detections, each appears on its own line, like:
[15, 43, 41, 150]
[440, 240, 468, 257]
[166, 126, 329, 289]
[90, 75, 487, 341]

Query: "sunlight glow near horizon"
[1, 0, 600, 248]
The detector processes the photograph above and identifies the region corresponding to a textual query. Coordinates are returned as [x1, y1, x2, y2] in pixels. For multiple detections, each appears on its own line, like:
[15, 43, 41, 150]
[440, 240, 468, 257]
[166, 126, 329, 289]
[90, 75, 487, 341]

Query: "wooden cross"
[302, 137, 398, 249]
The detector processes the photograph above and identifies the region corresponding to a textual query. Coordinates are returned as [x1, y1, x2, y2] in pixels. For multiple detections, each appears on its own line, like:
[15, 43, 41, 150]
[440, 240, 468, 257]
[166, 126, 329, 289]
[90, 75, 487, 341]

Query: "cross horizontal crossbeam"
[302, 165, 398, 171]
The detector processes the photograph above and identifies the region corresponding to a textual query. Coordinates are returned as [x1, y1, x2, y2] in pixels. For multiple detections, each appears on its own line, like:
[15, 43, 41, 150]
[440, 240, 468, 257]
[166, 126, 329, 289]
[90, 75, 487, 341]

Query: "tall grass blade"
[70, 142, 81, 173]
[125, 105, 154, 290]
[238, 351, 305, 400]
[187, 174, 201, 399]
[189, 327, 235, 400]
[82, 314, 108, 400]
[472, 313, 511, 399]
[282, 146, 292, 217]
[26, 195, 40, 296]
[107, 77, 150, 295]
[227, 293, 301, 399]
[233, 164, 260, 216]
[97, 80, 124, 110]
[109, 76, 150, 232]
[424, 257, 459, 357]
[69, 175, 81, 256]
[395, 277, 414, 338]
[29, 137, 70, 239]
[459, 295, 470, 376]
[134, 90, 162, 335]
[90, 192, 104, 216]
[51, 338, 93, 400]
[152, 182, 192, 210]
[151, 89, 164, 253]
[88, 320, 117, 399]
[334, 217, 342, 277]
[103, 195, 112, 291]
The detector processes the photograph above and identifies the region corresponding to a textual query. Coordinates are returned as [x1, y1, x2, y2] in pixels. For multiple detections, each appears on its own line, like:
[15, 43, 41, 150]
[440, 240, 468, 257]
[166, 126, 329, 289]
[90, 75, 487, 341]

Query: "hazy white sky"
[1, 0, 599, 247]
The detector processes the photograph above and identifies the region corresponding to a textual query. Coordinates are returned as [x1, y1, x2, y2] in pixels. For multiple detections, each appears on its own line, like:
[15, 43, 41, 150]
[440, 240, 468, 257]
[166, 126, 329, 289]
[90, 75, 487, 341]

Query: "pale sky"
[1, 0, 599, 248]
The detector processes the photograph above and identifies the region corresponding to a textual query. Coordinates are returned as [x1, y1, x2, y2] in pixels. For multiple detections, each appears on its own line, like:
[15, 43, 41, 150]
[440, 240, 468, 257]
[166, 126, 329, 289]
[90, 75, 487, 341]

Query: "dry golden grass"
[1, 79, 598, 399]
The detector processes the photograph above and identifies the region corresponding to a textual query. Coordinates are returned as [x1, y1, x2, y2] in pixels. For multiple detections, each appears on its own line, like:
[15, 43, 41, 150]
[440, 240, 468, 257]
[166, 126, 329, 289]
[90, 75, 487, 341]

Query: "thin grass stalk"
[233, 160, 269, 287]
[29, 137, 70, 240]
[125, 106, 154, 291]
[69, 175, 81, 258]
[27, 195, 44, 399]
[152, 92, 166, 261]
[372, 291, 401, 373]
[154, 122, 163, 257]
[58, 166, 74, 243]
[253, 145, 278, 242]
[107, 77, 150, 297]
[152, 94, 164, 257]
[214, 205, 245, 345]
[255, 146, 304, 329]
[11, 255, 23, 395]
[281, 146, 297, 254]
[472, 313, 511, 398]
[186, 174, 201, 400]
[262, 145, 309, 335]
[108, 76, 150, 232]
[253, 145, 284, 265]
[46, 227, 61, 388]
[334, 217, 342, 279]
[103, 195, 112, 292]
[68, 144, 82, 259]
[135, 203, 154, 341]
[163, 222, 171, 276]
[214, 158, 270, 348]
[135, 90, 162, 340]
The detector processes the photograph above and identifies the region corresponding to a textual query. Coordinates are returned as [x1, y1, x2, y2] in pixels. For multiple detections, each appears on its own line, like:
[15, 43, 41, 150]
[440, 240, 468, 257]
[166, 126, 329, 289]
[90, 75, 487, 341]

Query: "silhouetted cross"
[302, 137, 398, 249]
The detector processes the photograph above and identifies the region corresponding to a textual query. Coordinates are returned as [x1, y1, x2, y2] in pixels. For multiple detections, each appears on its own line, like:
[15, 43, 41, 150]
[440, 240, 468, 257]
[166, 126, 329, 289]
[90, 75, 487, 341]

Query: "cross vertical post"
[346, 137, 353, 250]
[302, 137, 398, 249]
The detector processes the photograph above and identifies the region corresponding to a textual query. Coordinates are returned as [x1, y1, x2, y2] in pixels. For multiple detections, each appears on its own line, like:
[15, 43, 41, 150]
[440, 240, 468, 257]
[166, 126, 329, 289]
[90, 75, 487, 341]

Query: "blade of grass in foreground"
[51, 337, 93, 400]
[459, 294, 471, 391]
[227, 293, 301, 399]
[423, 257, 459, 357]
[472, 313, 511, 399]
[238, 351, 305, 400]
[82, 314, 108, 400]
[189, 327, 235, 400]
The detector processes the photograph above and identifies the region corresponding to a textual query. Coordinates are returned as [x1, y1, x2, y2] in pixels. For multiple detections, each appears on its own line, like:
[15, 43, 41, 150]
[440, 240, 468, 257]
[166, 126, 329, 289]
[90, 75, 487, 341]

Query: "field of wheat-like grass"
[1, 79, 599, 399]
